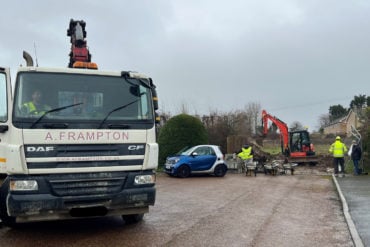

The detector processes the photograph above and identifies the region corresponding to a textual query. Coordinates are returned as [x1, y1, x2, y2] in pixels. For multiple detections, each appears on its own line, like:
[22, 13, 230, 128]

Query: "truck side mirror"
[0, 125, 9, 133]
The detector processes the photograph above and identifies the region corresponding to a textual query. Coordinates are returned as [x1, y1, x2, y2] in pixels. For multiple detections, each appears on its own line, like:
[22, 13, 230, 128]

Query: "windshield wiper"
[108, 124, 130, 129]
[97, 99, 139, 129]
[30, 103, 83, 128]
[43, 123, 69, 129]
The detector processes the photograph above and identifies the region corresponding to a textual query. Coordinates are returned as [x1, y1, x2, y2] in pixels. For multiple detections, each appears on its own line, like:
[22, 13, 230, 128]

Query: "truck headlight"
[134, 174, 156, 185]
[10, 180, 38, 191]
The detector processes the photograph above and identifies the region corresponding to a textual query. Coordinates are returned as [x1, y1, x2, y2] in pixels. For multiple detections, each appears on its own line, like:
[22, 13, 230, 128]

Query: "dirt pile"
[250, 140, 334, 175]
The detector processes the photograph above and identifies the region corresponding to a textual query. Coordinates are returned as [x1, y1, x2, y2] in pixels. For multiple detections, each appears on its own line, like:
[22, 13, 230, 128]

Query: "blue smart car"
[164, 145, 227, 178]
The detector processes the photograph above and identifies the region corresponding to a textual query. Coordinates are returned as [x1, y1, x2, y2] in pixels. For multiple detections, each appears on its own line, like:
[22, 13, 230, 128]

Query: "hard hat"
[336, 136, 341, 140]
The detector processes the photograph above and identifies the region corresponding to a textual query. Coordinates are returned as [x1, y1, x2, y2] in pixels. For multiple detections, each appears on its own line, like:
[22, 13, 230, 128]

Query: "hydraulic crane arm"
[67, 19, 96, 69]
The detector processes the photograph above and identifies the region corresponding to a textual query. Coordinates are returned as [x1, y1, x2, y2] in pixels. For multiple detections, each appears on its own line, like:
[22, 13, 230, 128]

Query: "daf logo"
[27, 146, 55, 152]
[128, 145, 144, 151]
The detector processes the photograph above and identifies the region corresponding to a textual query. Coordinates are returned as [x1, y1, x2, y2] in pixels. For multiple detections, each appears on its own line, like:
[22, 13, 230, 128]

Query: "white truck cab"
[0, 66, 159, 226]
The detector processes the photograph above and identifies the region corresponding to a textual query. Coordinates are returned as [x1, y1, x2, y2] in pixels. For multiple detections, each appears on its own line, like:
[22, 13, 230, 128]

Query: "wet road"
[335, 175, 370, 246]
[0, 173, 353, 247]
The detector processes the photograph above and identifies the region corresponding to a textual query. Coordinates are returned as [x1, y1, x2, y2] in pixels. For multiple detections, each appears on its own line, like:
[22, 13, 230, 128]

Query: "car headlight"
[134, 174, 156, 185]
[166, 158, 180, 165]
[10, 180, 38, 191]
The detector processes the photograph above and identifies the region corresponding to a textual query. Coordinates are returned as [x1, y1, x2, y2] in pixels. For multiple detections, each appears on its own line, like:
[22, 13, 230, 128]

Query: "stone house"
[323, 109, 362, 137]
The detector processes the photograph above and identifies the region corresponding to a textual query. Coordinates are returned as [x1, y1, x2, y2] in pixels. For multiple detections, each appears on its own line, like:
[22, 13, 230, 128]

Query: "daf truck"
[0, 20, 159, 227]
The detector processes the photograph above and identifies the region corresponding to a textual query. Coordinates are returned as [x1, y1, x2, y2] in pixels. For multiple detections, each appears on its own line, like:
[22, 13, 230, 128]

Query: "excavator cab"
[289, 130, 315, 157]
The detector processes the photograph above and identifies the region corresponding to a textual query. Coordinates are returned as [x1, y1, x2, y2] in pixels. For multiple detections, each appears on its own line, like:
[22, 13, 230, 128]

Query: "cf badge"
[128, 145, 144, 151]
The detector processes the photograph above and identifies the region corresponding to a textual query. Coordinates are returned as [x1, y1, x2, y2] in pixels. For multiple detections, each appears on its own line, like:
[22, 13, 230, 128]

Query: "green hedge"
[158, 114, 208, 166]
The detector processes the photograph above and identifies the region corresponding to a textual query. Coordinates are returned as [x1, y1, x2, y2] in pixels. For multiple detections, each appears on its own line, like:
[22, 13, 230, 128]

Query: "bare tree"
[202, 110, 234, 152]
[317, 113, 330, 130]
[244, 102, 261, 135]
[290, 121, 303, 131]
[179, 102, 189, 114]
[233, 110, 250, 136]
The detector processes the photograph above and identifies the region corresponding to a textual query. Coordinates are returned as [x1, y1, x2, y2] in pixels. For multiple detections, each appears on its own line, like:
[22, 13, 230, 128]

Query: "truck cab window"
[0, 73, 7, 122]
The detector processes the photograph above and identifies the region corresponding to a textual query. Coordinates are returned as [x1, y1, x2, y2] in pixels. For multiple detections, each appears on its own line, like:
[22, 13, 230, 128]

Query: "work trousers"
[353, 159, 360, 175]
[333, 157, 344, 174]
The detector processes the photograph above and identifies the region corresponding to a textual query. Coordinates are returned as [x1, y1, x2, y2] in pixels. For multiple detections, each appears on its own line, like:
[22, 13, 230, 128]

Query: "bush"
[158, 114, 208, 166]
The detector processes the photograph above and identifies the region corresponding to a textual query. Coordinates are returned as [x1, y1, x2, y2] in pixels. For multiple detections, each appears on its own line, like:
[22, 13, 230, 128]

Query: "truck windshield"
[12, 71, 154, 129]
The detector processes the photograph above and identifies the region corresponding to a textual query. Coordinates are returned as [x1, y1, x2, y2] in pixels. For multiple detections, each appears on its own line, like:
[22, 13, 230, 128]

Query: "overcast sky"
[1, 0, 370, 131]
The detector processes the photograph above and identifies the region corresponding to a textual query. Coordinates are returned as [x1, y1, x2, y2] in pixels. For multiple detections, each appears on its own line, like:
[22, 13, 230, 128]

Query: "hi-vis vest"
[238, 147, 253, 160]
[23, 102, 49, 114]
[329, 141, 347, 158]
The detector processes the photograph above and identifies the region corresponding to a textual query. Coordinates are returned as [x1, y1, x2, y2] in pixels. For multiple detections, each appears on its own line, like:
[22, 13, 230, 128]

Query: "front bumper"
[164, 166, 176, 175]
[4, 171, 156, 222]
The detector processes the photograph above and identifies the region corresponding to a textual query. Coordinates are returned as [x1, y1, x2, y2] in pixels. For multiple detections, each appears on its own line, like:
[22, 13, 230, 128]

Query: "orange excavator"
[261, 109, 318, 165]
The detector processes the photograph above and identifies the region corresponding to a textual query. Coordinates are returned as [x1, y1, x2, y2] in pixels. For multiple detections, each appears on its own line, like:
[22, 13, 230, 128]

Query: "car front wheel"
[214, 164, 227, 177]
[177, 165, 190, 178]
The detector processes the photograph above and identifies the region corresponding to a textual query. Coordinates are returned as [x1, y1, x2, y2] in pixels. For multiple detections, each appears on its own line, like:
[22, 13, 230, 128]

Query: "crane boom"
[67, 19, 96, 69]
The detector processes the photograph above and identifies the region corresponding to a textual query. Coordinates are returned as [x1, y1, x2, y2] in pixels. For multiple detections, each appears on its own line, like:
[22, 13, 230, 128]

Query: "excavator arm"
[261, 109, 290, 156]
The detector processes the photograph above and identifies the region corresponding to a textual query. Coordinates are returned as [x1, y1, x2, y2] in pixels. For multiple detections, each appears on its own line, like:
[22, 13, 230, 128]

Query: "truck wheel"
[177, 165, 190, 178]
[214, 164, 227, 177]
[0, 181, 17, 227]
[122, 213, 144, 224]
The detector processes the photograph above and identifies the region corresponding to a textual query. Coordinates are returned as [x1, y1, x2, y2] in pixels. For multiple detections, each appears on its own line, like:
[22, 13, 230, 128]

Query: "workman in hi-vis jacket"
[237, 144, 254, 167]
[329, 136, 348, 176]
[21, 89, 51, 115]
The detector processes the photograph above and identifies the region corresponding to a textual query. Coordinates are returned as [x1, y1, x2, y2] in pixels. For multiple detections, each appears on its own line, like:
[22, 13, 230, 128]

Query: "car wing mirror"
[191, 152, 198, 156]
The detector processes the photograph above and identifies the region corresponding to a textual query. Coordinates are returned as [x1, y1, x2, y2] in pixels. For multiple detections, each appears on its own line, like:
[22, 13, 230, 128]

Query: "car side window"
[193, 147, 217, 156]
[194, 147, 205, 155]
[199, 147, 213, 155]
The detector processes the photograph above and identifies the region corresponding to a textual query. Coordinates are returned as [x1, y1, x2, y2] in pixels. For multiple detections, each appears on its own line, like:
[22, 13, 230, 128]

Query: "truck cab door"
[0, 67, 11, 169]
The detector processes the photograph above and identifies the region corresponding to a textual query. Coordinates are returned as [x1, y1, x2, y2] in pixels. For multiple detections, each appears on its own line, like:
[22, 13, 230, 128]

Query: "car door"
[190, 146, 217, 171]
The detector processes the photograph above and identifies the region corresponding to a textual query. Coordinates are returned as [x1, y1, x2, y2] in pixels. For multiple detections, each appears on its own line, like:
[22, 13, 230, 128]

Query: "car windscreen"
[180, 146, 195, 155]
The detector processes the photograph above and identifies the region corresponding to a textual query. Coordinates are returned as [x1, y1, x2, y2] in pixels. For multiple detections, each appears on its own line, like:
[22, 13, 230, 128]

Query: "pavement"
[334, 174, 370, 247]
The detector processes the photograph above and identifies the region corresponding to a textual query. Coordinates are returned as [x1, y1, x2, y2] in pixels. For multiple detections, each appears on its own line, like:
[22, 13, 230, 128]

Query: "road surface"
[0, 172, 353, 247]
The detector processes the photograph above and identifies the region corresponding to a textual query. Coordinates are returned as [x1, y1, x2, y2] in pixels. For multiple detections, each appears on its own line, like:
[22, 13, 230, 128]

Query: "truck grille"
[25, 143, 145, 169]
[48, 172, 127, 197]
